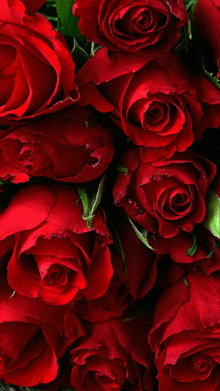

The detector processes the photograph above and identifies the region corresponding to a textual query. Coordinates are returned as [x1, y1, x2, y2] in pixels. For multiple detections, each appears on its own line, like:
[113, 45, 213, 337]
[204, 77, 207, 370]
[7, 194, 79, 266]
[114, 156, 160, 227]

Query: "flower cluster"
[0, 0, 219, 390]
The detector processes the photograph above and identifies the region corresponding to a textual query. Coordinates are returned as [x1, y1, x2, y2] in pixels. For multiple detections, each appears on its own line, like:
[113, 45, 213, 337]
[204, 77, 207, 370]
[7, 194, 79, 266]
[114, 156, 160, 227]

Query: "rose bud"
[113, 148, 216, 238]
[0, 183, 113, 306]
[0, 106, 115, 183]
[0, 0, 78, 125]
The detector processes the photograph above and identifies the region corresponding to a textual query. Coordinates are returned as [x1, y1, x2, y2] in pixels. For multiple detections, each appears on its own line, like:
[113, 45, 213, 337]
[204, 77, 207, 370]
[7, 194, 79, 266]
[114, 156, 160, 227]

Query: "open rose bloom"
[0, 184, 114, 306]
[0, 0, 79, 124]
[0, 0, 219, 390]
[149, 272, 220, 391]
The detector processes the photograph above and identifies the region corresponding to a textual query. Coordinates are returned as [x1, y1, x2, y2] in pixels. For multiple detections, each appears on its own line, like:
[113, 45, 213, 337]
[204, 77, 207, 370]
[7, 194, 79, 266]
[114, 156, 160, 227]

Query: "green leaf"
[127, 217, 154, 251]
[77, 187, 89, 216]
[186, 232, 198, 256]
[184, 0, 197, 10]
[183, 277, 189, 287]
[200, 56, 220, 89]
[206, 241, 217, 259]
[77, 176, 105, 229]
[8, 291, 16, 299]
[204, 191, 220, 239]
[89, 175, 105, 218]
[202, 68, 220, 90]
[56, 0, 84, 38]
[187, 19, 192, 40]
[116, 165, 128, 176]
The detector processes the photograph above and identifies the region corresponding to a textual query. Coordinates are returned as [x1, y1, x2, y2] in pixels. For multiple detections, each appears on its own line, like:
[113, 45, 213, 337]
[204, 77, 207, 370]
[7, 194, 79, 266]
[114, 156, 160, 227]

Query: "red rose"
[0, 292, 83, 387]
[73, 0, 188, 56]
[149, 271, 220, 391]
[0, 0, 78, 125]
[72, 219, 158, 322]
[148, 226, 220, 275]
[71, 317, 155, 391]
[0, 183, 113, 306]
[113, 148, 216, 238]
[195, 0, 220, 78]
[150, 228, 220, 289]
[0, 106, 115, 183]
[77, 50, 220, 160]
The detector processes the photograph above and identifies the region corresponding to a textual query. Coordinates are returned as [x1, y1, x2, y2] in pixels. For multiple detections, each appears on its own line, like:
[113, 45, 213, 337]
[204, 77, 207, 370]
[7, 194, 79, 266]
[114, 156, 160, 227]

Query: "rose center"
[192, 353, 209, 372]
[171, 193, 190, 210]
[145, 103, 166, 122]
[18, 144, 38, 167]
[42, 265, 68, 287]
[137, 14, 150, 27]
[95, 373, 117, 389]
[114, 7, 168, 37]
[190, 353, 213, 380]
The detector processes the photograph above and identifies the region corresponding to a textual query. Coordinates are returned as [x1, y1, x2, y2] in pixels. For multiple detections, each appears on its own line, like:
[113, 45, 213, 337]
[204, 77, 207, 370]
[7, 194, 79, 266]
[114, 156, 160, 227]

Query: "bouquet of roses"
[0, 0, 219, 390]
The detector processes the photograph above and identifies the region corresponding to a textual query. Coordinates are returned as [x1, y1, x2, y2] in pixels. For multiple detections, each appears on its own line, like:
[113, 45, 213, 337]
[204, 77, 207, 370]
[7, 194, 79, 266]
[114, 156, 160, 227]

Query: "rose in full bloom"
[73, 0, 188, 56]
[71, 317, 155, 391]
[76, 50, 220, 160]
[149, 271, 220, 391]
[195, 0, 220, 78]
[113, 148, 216, 238]
[0, 0, 78, 125]
[0, 106, 115, 183]
[0, 183, 113, 306]
[0, 291, 84, 387]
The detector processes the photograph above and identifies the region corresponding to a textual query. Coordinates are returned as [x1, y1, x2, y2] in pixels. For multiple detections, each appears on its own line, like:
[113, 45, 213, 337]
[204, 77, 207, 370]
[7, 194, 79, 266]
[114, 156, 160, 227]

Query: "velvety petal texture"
[0, 0, 78, 124]
[149, 272, 220, 391]
[73, 0, 188, 55]
[0, 184, 113, 306]
[0, 291, 83, 387]
[0, 105, 115, 183]
[151, 224, 220, 274]
[71, 219, 159, 323]
[76, 50, 220, 160]
[113, 148, 216, 238]
[71, 317, 155, 391]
